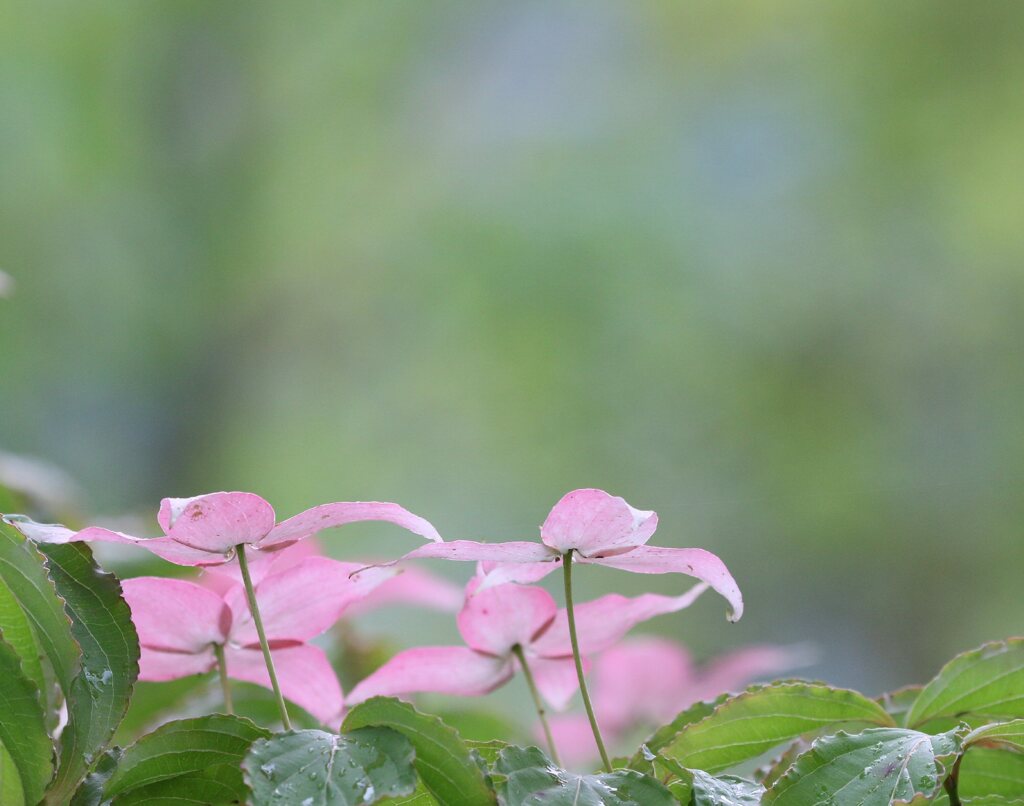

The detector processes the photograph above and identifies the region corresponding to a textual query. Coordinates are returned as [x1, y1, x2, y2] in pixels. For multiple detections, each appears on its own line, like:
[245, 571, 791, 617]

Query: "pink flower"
[346, 579, 709, 708]
[384, 488, 743, 621]
[4, 490, 440, 567]
[122, 553, 398, 725]
[544, 637, 812, 766]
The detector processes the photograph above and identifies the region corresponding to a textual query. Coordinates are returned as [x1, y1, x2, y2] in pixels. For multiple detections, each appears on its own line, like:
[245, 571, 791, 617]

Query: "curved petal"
[260, 501, 442, 549]
[457, 584, 557, 656]
[580, 546, 744, 622]
[226, 644, 344, 726]
[531, 585, 708, 659]
[346, 646, 513, 706]
[474, 558, 563, 591]
[138, 646, 215, 682]
[228, 558, 398, 645]
[345, 567, 464, 617]
[540, 489, 657, 556]
[163, 492, 276, 553]
[122, 577, 232, 652]
[527, 656, 585, 711]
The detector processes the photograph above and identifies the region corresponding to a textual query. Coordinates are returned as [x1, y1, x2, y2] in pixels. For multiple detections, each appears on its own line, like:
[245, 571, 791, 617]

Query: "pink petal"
[396, 540, 557, 565]
[581, 546, 744, 622]
[530, 585, 708, 659]
[260, 501, 442, 549]
[474, 559, 563, 591]
[138, 646, 215, 681]
[227, 558, 398, 645]
[346, 646, 514, 705]
[457, 583, 557, 656]
[345, 567, 464, 617]
[527, 656, 585, 711]
[226, 644, 344, 726]
[122, 577, 232, 652]
[540, 489, 657, 557]
[543, 714, 608, 769]
[162, 492, 276, 553]
[686, 643, 814, 707]
[201, 537, 323, 590]
[2, 516, 78, 543]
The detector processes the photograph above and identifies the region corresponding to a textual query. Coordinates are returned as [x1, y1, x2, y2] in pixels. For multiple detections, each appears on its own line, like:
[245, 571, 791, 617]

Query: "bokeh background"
[2, 0, 1023, 729]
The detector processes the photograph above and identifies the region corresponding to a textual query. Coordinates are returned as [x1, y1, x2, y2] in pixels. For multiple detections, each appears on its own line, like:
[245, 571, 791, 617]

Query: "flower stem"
[213, 642, 234, 714]
[236, 543, 292, 729]
[562, 549, 611, 772]
[512, 644, 562, 766]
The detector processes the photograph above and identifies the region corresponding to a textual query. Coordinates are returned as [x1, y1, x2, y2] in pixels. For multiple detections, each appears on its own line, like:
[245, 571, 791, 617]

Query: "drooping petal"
[457, 583, 557, 656]
[530, 585, 709, 659]
[162, 492, 276, 553]
[345, 566, 464, 617]
[226, 644, 345, 726]
[227, 558, 398, 645]
[122, 577, 232, 652]
[138, 646, 215, 681]
[580, 546, 744, 622]
[394, 540, 557, 565]
[527, 656, 586, 711]
[260, 501, 442, 549]
[346, 646, 513, 705]
[540, 489, 657, 556]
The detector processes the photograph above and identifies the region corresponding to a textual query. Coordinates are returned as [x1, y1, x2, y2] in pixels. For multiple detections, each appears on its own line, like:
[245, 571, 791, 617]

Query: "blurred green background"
[2, 0, 1023, 710]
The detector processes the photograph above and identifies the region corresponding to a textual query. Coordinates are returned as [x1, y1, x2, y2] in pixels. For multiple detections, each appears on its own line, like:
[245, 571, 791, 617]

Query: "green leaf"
[630, 692, 732, 764]
[38, 541, 140, 803]
[103, 714, 270, 802]
[243, 728, 417, 806]
[0, 523, 80, 707]
[111, 764, 249, 805]
[343, 697, 496, 804]
[382, 781, 439, 804]
[689, 770, 764, 805]
[964, 719, 1024, 753]
[909, 639, 1024, 728]
[754, 740, 808, 788]
[658, 682, 895, 773]
[69, 749, 120, 806]
[878, 686, 924, 728]
[491, 745, 676, 805]
[763, 727, 964, 805]
[0, 636, 53, 805]
[0, 743, 26, 806]
[466, 739, 510, 768]
[958, 745, 1024, 801]
[0, 571, 46, 698]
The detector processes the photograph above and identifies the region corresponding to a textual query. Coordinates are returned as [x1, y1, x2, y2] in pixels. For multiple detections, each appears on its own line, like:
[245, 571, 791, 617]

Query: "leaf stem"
[562, 549, 611, 772]
[943, 753, 964, 806]
[236, 543, 291, 729]
[512, 644, 562, 766]
[213, 642, 233, 714]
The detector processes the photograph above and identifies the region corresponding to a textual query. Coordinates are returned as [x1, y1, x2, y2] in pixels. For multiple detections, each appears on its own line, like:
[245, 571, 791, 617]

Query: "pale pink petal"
[543, 714, 609, 769]
[474, 559, 563, 591]
[201, 537, 323, 590]
[396, 540, 557, 565]
[2, 515, 79, 543]
[162, 492, 276, 553]
[227, 558, 398, 645]
[530, 585, 708, 659]
[138, 646, 215, 681]
[588, 637, 697, 728]
[581, 546, 744, 622]
[260, 501, 442, 549]
[686, 643, 814, 707]
[345, 567, 464, 617]
[346, 646, 514, 705]
[540, 489, 657, 556]
[133, 535, 234, 566]
[527, 656, 585, 711]
[122, 577, 232, 652]
[457, 583, 557, 656]
[226, 644, 344, 726]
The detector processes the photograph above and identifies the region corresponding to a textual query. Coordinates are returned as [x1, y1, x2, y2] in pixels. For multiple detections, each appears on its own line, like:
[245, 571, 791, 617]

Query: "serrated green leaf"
[763, 727, 963, 806]
[244, 727, 417, 806]
[964, 719, 1024, 753]
[878, 686, 924, 728]
[103, 714, 270, 801]
[69, 749, 120, 806]
[909, 639, 1024, 728]
[492, 745, 675, 805]
[343, 697, 496, 804]
[0, 636, 53, 805]
[467, 739, 510, 768]
[689, 770, 764, 805]
[38, 541, 140, 803]
[658, 682, 895, 773]
[958, 746, 1024, 801]
[0, 571, 46, 698]
[111, 763, 247, 805]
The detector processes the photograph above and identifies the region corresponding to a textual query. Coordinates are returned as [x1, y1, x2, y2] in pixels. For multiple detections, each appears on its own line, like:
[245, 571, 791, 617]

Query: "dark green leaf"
[70, 749, 120, 806]
[658, 682, 894, 773]
[0, 635, 53, 805]
[38, 541, 140, 802]
[763, 727, 963, 805]
[104, 714, 270, 801]
[243, 728, 417, 806]
[343, 697, 495, 804]
[111, 764, 247, 805]
[909, 639, 1024, 728]
[491, 745, 675, 806]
